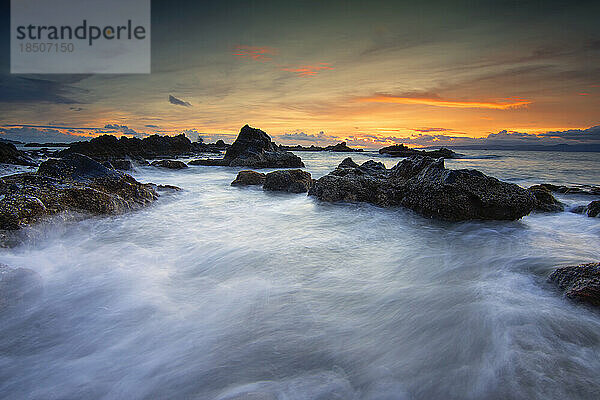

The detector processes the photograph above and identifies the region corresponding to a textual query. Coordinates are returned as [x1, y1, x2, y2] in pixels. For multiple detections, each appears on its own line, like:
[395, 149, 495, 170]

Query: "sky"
[0, 0, 599, 148]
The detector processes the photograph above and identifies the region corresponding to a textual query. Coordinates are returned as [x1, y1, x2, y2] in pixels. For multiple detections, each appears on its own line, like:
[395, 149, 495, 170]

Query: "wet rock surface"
[190, 125, 304, 168]
[0, 142, 38, 166]
[231, 170, 266, 186]
[263, 169, 313, 193]
[527, 185, 565, 212]
[548, 263, 600, 306]
[150, 160, 188, 169]
[309, 156, 536, 221]
[0, 154, 158, 231]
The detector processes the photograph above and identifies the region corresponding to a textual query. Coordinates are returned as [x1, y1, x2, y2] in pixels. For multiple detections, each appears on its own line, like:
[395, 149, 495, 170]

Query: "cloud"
[411, 127, 454, 133]
[169, 95, 192, 107]
[0, 75, 89, 104]
[145, 124, 159, 128]
[279, 131, 331, 141]
[182, 129, 203, 142]
[103, 124, 148, 138]
[538, 126, 600, 142]
[232, 45, 277, 62]
[358, 93, 532, 110]
[280, 63, 334, 77]
[0, 127, 89, 143]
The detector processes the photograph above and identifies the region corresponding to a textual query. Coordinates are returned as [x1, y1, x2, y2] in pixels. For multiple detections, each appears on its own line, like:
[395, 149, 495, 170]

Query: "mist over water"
[1, 150, 600, 399]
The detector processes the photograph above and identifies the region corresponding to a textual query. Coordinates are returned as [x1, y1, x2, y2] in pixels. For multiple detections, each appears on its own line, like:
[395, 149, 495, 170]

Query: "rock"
[0, 142, 38, 166]
[379, 144, 458, 159]
[231, 170, 266, 186]
[586, 200, 600, 217]
[527, 185, 565, 212]
[324, 142, 363, 152]
[338, 157, 359, 169]
[58, 134, 200, 162]
[263, 169, 313, 193]
[104, 159, 133, 170]
[150, 160, 188, 169]
[0, 264, 42, 309]
[188, 159, 229, 166]
[0, 154, 158, 231]
[308, 156, 536, 221]
[539, 183, 600, 196]
[191, 125, 304, 169]
[548, 263, 600, 306]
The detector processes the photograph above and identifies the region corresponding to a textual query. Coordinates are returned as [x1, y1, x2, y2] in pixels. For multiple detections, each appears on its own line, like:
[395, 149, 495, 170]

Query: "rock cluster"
[379, 144, 458, 159]
[190, 125, 304, 168]
[308, 156, 536, 221]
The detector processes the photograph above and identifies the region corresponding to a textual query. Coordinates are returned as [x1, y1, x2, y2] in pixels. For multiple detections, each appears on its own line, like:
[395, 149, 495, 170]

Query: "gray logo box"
[11, 0, 150, 74]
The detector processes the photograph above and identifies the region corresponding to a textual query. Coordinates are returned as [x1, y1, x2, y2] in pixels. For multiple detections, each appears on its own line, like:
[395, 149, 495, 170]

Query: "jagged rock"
[0, 142, 37, 166]
[309, 156, 535, 221]
[586, 201, 600, 217]
[150, 160, 188, 169]
[379, 144, 458, 159]
[231, 170, 266, 186]
[190, 125, 304, 169]
[0, 264, 42, 309]
[0, 154, 158, 231]
[527, 185, 565, 212]
[549, 263, 600, 306]
[263, 170, 313, 193]
[58, 134, 201, 161]
[338, 157, 359, 169]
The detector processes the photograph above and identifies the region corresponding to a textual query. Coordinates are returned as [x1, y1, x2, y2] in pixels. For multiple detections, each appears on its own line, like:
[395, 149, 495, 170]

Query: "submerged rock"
[571, 200, 600, 217]
[231, 170, 266, 186]
[379, 144, 458, 159]
[263, 169, 313, 193]
[190, 125, 304, 169]
[0, 264, 42, 310]
[0, 154, 158, 231]
[548, 263, 600, 306]
[527, 185, 565, 212]
[308, 156, 535, 221]
[150, 160, 188, 169]
[0, 142, 37, 166]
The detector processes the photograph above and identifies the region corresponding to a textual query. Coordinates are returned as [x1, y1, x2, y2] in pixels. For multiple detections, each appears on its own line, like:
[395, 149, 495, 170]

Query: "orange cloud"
[232, 45, 277, 61]
[280, 63, 334, 77]
[357, 94, 531, 110]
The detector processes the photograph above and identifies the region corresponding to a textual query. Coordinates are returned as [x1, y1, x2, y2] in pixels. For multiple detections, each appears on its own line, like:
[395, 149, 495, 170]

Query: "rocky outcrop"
[190, 125, 304, 168]
[58, 134, 202, 162]
[325, 142, 363, 152]
[379, 144, 458, 159]
[150, 160, 188, 169]
[548, 263, 600, 306]
[0, 153, 158, 231]
[263, 169, 313, 193]
[527, 185, 565, 212]
[231, 170, 266, 186]
[0, 142, 37, 166]
[103, 159, 133, 171]
[308, 156, 536, 221]
[539, 183, 600, 196]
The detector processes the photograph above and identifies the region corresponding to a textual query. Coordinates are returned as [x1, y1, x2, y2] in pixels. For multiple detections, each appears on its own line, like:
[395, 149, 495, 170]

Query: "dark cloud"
[103, 124, 148, 138]
[169, 95, 192, 107]
[145, 124, 160, 128]
[0, 127, 86, 143]
[538, 126, 600, 141]
[0, 75, 89, 104]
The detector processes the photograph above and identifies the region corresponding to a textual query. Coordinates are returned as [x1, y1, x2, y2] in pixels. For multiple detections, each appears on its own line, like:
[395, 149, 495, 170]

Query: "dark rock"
[58, 134, 199, 161]
[586, 200, 600, 217]
[324, 142, 363, 152]
[0, 264, 42, 309]
[231, 170, 266, 186]
[279, 144, 326, 152]
[379, 144, 458, 159]
[104, 159, 133, 170]
[191, 125, 304, 169]
[0, 142, 37, 166]
[0, 154, 158, 231]
[263, 169, 313, 193]
[527, 185, 565, 212]
[548, 263, 600, 306]
[338, 157, 359, 169]
[188, 159, 229, 166]
[539, 183, 600, 196]
[309, 156, 535, 221]
[150, 160, 188, 169]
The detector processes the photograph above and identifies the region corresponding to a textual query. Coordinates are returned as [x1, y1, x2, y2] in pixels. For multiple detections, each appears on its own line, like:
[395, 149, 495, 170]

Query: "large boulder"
[0, 142, 37, 166]
[0, 154, 158, 231]
[263, 169, 313, 193]
[190, 125, 304, 168]
[379, 144, 458, 159]
[231, 170, 266, 186]
[150, 160, 188, 169]
[548, 263, 600, 306]
[527, 185, 565, 212]
[308, 156, 536, 221]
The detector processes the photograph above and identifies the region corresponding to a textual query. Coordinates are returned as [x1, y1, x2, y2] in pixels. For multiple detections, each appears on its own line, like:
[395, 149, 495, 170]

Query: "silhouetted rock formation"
[190, 125, 304, 168]
[527, 185, 565, 212]
[309, 156, 535, 221]
[379, 144, 458, 158]
[0, 153, 158, 231]
[58, 134, 204, 162]
[0, 142, 37, 166]
[549, 263, 600, 306]
[324, 142, 363, 152]
[263, 169, 313, 193]
[231, 170, 266, 186]
[151, 160, 188, 169]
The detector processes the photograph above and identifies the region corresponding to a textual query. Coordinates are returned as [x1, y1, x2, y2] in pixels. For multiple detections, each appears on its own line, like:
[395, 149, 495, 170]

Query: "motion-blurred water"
[1, 150, 599, 399]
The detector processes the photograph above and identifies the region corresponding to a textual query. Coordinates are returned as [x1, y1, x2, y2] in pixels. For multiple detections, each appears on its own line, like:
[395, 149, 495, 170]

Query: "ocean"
[1, 150, 599, 399]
